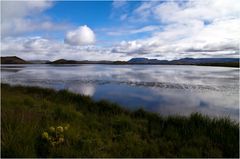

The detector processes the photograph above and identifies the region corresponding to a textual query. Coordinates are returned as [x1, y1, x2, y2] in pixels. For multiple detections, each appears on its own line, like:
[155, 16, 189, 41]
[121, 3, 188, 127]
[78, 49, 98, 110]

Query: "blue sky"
[46, 1, 114, 27]
[1, 0, 239, 60]
[41, 1, 154, 44]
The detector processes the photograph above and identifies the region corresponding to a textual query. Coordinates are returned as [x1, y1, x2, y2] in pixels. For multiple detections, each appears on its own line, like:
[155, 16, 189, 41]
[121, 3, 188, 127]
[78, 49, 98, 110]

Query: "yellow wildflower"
[49, 126, 55, 133]
[56, 126, 64, 133]
[42, 132, 49, 140]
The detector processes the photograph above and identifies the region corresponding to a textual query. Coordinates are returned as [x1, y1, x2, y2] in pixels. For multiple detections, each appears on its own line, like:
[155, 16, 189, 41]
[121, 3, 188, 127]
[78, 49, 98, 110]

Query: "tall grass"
[1, 83, 239, 157]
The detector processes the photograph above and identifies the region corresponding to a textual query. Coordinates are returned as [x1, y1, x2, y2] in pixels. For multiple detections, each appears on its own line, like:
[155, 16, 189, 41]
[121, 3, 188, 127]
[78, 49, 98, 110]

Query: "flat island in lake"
[1, 84, 239, 158]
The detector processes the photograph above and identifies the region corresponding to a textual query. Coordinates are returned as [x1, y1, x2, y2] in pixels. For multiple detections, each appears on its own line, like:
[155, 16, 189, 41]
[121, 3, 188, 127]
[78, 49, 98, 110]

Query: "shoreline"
[1, 83, 239, 157]
[1, 63, 239, 68]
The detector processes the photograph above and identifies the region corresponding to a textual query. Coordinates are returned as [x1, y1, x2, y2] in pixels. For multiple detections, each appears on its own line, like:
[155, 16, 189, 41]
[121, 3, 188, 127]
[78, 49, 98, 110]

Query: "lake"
[1, 64, 239, 120]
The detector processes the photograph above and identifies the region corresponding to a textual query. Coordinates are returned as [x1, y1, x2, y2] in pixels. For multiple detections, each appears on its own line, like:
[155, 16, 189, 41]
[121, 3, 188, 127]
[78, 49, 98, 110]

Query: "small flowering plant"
[41, 124, 70, 147]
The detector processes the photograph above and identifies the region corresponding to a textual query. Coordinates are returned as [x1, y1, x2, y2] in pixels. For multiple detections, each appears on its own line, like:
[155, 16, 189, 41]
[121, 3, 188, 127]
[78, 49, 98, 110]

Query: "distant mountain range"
[1, 56, 239, 67]
[128, 57, 239, 65]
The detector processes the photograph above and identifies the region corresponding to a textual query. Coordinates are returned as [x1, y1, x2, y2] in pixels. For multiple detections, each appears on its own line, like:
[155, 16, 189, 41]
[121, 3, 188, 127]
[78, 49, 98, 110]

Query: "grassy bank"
[1, 84, 239, 158]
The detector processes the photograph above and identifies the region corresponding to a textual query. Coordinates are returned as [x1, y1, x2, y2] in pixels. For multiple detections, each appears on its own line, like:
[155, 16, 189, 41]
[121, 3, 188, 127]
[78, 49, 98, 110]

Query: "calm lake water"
[1, 64, 239, 120]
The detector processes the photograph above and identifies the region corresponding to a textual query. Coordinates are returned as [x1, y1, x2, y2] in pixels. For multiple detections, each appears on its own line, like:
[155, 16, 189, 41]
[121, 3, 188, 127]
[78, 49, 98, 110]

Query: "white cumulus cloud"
[64, 25, 96, 46]
[1, 36, 129, 61]
[1, 0, 240, 60]
[1, 0, 70, 37]
[112, 0, 240, 60]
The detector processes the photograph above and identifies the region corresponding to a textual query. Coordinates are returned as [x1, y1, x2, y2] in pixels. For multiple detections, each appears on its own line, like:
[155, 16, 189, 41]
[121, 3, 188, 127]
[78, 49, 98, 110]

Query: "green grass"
[1, 83, 239, 157]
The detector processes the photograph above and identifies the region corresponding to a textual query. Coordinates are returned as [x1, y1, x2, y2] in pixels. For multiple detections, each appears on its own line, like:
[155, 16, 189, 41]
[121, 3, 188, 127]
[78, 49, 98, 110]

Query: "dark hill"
[49, 59, 79, 64]
[1, 56, 29, 64]
[128, 57, 239, 67]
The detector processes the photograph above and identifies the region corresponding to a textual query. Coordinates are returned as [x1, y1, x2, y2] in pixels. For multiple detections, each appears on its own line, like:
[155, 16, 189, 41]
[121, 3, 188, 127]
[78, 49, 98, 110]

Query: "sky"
[1, 0, 240, 61]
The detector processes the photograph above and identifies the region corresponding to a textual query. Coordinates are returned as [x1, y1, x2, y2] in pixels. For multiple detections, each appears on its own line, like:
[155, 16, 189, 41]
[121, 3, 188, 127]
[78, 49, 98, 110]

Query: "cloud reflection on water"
[1, 64, 239, 120]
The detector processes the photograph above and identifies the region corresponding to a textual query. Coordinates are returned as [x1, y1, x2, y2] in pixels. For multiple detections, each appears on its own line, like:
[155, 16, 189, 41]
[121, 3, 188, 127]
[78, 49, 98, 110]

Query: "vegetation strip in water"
[1, 83, 239, 158]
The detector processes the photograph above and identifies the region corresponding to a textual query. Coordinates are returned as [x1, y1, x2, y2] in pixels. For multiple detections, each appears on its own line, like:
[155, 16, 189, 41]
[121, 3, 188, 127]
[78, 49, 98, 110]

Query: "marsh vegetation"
[1, 84, 239, 157]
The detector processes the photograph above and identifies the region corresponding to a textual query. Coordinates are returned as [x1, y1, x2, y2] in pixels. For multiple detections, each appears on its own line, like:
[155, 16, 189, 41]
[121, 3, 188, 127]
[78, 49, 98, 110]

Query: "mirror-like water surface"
[1, 64, 239, 120]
